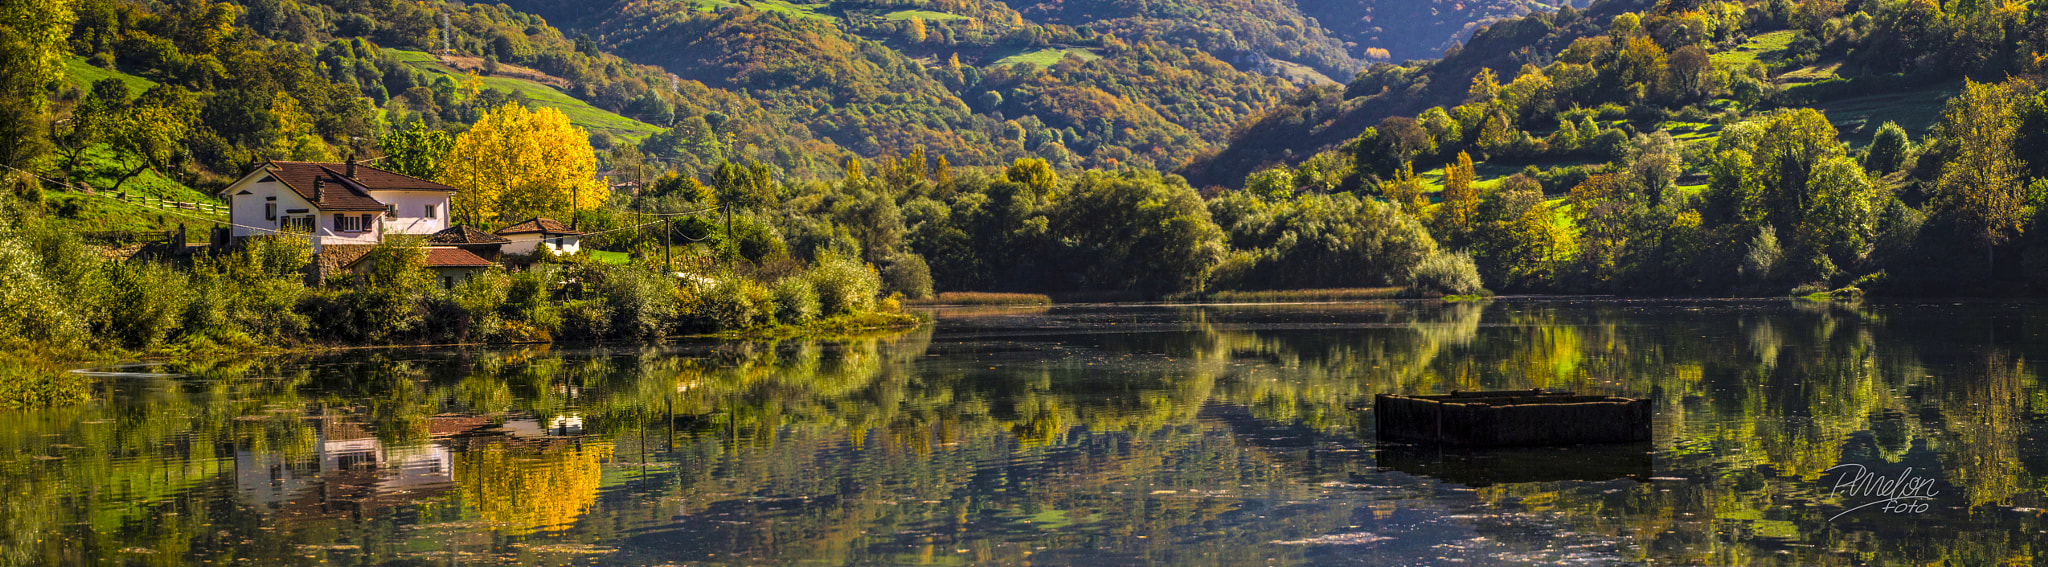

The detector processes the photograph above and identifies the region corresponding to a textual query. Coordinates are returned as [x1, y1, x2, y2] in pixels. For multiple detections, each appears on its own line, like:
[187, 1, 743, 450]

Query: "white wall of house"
[501, 233, 582, 255]
[226, 177, 317, 239]
[320, 212, 382, 246]
[369, 190, 451, 236]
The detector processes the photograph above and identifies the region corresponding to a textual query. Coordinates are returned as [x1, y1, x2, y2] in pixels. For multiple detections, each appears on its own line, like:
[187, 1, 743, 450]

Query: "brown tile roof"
[314, 244, 376, 275]
[494, 217, 585, 236]
[428, 225, 511, 244]
[423, 247, 492, 268]
[265, 161, 456, 212]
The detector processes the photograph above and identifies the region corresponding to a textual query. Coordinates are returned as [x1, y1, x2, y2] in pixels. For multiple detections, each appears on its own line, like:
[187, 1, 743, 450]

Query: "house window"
[385, 204, 397, 219]
[282, 216, 314, 233]
[264, 203, 276, 221]
[424, 204, 438, 219]
[335, 214, 370, 232]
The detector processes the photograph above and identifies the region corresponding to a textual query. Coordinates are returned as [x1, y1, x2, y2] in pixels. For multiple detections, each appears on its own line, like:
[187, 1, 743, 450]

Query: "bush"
[589, 265, 679, 338]
[443, 268, 511, 341]
[503, 265, 561, 339]
[700, 275, 774, 330]
[559, 298, 614, 339]
[808, 252, 881, 315]
[880, 252, 934, 299]
[772, 276, 821, 323]
[1408, 251, 1484, 295]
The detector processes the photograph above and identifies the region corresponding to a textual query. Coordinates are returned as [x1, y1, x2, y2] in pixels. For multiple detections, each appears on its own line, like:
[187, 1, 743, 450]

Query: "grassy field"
[885, 9, 970, 21]
[681, 0, 833, 19]
[586, 250, 632, 265]
[388, 50, 662, 139]
[993, 48, 1101, 68]
[1813, 81, 1961, 146]
[1266, 59, 1338, 85]
[62, 56, 156, 93]
[1711, 30, 1796, 67]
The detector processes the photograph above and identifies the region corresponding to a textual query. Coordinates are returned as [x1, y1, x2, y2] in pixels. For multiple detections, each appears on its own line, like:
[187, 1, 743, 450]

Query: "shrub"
[559, 298, 614, 339]
[808, 252, 881, 315]
[105, 260, 192, 350]
[880, 252, 933, 299]
[590, 265, 680, 338]
[772, 276, 821, 324]
[503, 265, 562, 338]
[1408, 251, 1484, 295]
[445, 268, 511, 341]
[700, 275, 774, 330]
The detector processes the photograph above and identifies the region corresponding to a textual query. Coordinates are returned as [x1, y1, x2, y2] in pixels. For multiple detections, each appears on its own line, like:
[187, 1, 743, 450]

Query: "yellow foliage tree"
[267, 92, 333, 162]
[439, 103, 609, 224]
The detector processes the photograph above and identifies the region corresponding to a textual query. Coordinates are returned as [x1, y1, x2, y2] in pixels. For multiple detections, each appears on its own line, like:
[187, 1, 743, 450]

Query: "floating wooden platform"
[1374, 390, 1651, 447]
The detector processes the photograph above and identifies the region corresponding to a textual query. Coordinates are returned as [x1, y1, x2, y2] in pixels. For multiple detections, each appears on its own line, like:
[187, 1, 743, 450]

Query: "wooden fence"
[116, 192, 229, 215]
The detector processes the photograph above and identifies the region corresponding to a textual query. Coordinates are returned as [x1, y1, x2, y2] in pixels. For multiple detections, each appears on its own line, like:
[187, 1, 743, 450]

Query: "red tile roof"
[428, 225, 511, 244]
[263, 161, 456, 212]
[494, 217, 585, 236]
[423, 247, 492, 268]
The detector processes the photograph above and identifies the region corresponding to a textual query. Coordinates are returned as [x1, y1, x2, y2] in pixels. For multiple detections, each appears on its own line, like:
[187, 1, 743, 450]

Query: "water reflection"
[0, 300, 2044, 565]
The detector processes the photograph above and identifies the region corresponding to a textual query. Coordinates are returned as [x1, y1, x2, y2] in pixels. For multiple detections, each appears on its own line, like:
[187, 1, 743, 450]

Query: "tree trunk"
[109, 164, 148, 192]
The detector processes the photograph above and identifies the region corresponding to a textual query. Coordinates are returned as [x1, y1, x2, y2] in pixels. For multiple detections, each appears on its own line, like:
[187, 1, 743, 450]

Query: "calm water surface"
[4, 300, 2046, 566]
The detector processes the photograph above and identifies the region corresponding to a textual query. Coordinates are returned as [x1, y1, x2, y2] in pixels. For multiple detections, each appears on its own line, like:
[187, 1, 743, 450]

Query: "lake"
[3, 299, 2044, 565]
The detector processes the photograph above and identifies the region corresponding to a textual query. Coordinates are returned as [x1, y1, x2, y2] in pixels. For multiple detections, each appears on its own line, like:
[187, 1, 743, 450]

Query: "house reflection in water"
[231, 412, 588, 522]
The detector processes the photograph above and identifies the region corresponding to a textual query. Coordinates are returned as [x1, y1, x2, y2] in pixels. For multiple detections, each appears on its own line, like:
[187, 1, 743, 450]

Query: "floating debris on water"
[1272, 532, 1393, 545]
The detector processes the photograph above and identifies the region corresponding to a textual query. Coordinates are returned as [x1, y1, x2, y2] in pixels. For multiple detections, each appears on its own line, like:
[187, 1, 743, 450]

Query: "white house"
[218, 160, 457, 250]
[495, 217, 586, 255]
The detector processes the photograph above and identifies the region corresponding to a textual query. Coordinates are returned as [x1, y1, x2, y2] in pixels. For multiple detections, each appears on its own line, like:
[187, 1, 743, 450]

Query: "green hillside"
[385, 50, 662, 139]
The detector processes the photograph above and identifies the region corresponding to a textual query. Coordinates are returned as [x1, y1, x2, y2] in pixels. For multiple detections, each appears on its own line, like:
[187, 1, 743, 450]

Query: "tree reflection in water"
[0, 299, 2043, 565]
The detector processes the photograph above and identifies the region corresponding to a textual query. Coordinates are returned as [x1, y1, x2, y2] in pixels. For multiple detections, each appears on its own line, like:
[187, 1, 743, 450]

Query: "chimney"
[314, 177, 325, 202]
[346, 153, 357, 178]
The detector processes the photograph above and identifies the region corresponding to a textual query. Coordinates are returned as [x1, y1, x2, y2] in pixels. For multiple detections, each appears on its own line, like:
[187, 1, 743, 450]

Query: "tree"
[1006, 158, 1057, 197]
[55, 78, 129, 175]
[378, 120, 454, 180]
[1384, 161, 1427, 215]
[0, 0, 77, 168]
[1863, 121, 1912, 174]
[265, 92, 332, 162]
[439, 103, 609, 224]
[907, 17, 928, 43]
[1751, 109, 1844, 232]
[1433, 152, 1480, 245]
[1933, 79, 2032, 276]
[106, 92, 192, 192]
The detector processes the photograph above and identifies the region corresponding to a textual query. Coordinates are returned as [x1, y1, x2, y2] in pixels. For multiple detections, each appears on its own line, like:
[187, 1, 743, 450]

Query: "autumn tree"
[1006, 158, 1058, 197]
[439, 103, 609, 224]
[1432, 151, 1480, 246]
[1933, 79, 2032, 275]
[1384, 162, 1427, 215]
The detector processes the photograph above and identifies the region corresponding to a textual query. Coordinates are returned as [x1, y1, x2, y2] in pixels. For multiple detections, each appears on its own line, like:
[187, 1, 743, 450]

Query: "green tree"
[106, 93, 192, 192]
[54, 78, 129, 176]
[1863, 121, 1912, 174]
[378, 121, 454, 180]
[0, 0, 77, 168]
